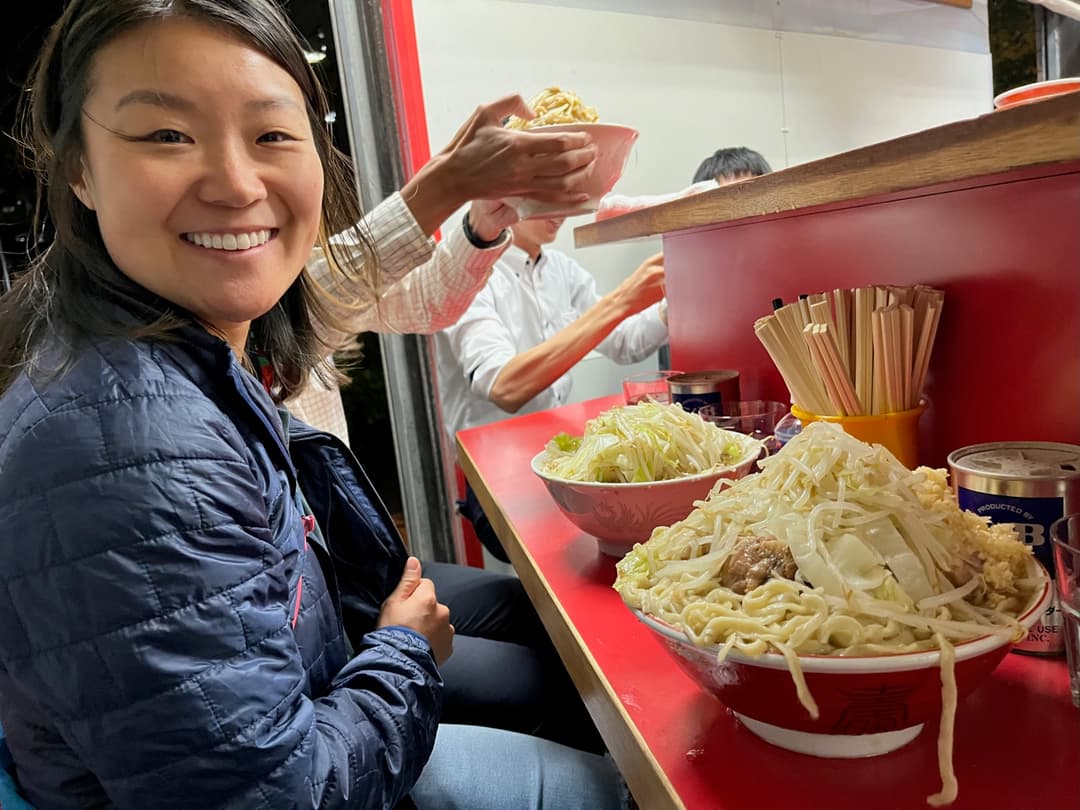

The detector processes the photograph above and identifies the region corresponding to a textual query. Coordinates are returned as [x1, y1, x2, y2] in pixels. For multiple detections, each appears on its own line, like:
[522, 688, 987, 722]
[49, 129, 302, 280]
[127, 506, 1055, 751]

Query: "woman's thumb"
[392, 556, 423, 599]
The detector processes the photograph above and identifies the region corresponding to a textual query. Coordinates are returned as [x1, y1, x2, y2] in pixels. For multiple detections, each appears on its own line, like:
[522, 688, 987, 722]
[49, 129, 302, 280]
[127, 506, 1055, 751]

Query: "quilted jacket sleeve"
[0, 379, 440, 809]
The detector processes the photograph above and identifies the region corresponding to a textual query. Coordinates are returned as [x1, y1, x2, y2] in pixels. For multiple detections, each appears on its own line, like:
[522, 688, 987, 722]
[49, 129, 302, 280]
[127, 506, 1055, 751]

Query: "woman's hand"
[377, 557, 455, 665]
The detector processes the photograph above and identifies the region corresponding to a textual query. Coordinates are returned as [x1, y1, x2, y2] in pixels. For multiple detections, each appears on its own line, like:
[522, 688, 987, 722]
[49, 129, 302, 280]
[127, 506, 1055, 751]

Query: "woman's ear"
[70, 159, 96, 211]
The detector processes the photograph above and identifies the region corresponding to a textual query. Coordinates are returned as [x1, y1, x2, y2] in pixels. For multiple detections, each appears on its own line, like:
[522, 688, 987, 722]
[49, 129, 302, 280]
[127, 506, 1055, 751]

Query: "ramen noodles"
[506, 86, 599, 129]
[615, 421, 1041, 806]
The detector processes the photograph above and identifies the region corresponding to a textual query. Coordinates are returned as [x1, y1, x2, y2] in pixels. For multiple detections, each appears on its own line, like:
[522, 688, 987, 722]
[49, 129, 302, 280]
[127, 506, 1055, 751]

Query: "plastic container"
[790, 401, 926, 469]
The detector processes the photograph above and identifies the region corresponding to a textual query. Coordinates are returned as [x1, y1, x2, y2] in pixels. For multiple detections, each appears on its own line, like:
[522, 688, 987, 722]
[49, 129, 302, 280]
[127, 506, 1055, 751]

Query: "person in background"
[595, 146, 772, 222]
[293, 101, 604, 749]
[0, 2, 627, 808]
[436, 216, 668, 562]
[690, 145, 772, 185]
[655, 146, 773, 369]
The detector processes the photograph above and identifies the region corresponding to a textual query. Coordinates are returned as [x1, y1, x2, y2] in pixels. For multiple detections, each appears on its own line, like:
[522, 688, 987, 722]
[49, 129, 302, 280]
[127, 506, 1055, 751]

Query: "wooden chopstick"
[830, 288, 853, 379]
[900, 304, 914, 409]
[756, 317, 829, 413]
[814, 323, 863, 415]
[756, 285, 944, 418]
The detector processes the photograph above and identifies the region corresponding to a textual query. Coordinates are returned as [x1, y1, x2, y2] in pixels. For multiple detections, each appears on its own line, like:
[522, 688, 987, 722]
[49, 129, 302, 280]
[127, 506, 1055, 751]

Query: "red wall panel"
[381, 0, 432, 177]
[665, 164, 1080, 466]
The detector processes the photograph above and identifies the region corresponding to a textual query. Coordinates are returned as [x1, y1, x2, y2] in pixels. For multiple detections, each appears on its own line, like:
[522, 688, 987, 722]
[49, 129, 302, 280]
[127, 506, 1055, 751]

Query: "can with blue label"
[667, 370, 740, 414]
[948, 441, 1080, 656]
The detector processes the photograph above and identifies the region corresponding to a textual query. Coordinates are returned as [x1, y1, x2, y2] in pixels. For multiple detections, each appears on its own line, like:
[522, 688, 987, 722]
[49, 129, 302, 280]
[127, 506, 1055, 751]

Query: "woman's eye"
[258, 131, 294, 144]
[145, 129, 190, 144]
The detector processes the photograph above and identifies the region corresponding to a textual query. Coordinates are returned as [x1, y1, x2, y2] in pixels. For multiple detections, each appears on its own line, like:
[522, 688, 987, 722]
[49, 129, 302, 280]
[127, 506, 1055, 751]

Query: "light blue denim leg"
[410, 724, 629, 810]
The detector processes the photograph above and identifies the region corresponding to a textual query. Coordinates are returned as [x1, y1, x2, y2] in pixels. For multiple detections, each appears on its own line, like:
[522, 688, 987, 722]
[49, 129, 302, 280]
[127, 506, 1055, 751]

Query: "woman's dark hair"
[691, 147, 772, 184]
[0, 0, 376, 400]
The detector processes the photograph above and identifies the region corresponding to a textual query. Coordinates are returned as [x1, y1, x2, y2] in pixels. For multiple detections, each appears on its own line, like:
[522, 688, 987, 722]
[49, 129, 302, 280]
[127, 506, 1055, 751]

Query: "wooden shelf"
[574, 92, 1080, 248]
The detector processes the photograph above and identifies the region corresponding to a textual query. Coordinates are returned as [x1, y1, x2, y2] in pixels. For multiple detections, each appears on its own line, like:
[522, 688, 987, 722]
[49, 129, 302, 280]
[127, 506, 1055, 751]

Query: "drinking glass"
[698, 400, 788, 439]
[623, 370, 683, 405]
[1051, 513, 1080, 708]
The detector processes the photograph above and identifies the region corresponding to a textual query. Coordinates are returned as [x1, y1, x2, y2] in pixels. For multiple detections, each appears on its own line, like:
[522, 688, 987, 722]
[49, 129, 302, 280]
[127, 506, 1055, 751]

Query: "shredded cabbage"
[540, 401, 760, 483]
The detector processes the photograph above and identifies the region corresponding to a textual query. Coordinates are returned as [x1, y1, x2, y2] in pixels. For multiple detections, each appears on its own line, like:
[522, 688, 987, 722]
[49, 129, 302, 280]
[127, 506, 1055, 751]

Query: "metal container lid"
[668, 370, 739, 385]
[947, 441, 1080, 481]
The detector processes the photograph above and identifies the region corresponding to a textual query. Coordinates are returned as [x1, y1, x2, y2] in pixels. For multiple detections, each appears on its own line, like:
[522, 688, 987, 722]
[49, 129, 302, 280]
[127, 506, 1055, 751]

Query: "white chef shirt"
[435, 244, 668, 441]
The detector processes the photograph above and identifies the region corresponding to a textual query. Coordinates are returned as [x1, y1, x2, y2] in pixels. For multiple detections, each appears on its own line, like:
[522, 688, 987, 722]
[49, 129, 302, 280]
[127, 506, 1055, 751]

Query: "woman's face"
[74, 16, 324, 349]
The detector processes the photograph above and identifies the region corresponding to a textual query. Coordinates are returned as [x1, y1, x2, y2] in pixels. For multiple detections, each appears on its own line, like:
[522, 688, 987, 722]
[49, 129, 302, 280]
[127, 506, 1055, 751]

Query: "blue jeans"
[411, 724, 628, 810]
[0, 769, 32, 810]
[0, 723, 623, 810]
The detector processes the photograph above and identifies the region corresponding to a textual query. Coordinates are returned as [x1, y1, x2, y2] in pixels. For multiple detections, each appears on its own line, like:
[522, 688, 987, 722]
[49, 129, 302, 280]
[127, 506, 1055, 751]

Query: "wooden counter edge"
[456, 437, 686, 810]
[575, 91, 1080, 247]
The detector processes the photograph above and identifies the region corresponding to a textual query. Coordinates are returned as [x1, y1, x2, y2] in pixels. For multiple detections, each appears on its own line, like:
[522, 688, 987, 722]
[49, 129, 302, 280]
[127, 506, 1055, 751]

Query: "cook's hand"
[612, 253, 666, 316]
[439, 94, 597, 204]
[467, 199, 519, 243]
[377, 557, 454, 665]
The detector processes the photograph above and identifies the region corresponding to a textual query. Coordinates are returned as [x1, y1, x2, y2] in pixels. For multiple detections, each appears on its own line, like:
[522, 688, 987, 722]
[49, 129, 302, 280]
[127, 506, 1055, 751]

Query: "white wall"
[412, 0, 993, 402]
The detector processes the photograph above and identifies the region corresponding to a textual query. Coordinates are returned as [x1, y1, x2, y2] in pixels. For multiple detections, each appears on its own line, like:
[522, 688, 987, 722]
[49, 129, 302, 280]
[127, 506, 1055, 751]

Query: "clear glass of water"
[1051, 513, 1080, 708]
[622, 370, 683, 405]
[698, 400, 789, 438]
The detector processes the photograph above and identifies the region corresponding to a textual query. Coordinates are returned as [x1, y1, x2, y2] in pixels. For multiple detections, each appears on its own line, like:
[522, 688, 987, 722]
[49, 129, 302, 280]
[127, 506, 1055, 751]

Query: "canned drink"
[947, 441, 1080, 656]
[667, 371, 740, 414]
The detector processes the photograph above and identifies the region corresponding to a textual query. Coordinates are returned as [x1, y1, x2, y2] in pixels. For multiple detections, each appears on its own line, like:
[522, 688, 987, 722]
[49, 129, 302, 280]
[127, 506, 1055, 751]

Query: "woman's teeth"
[184, 230, 272, 251]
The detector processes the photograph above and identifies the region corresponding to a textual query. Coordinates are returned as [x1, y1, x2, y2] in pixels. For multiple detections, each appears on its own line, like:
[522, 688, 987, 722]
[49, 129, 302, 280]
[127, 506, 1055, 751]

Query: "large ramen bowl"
[530, 440, 761, 557]
[506, 123, 639, 220]
[633, 562, 1051, 758]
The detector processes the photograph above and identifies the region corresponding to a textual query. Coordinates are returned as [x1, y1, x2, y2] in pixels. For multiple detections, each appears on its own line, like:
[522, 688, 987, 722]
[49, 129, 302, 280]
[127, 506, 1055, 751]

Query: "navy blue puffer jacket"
[0, 323, 441, 808]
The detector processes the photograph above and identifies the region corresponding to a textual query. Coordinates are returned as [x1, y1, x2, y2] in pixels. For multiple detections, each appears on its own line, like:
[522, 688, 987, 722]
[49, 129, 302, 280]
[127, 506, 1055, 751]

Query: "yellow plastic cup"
[790, 402, 927, 469]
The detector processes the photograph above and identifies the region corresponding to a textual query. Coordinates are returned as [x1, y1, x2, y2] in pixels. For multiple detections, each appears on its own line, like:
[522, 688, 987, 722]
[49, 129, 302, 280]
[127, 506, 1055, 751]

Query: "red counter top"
[457, 395, 1079, 810]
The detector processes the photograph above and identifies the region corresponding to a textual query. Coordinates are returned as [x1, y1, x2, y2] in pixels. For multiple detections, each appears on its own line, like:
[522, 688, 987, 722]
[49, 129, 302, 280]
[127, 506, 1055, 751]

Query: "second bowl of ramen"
[507, 123, 639, 219]
[530, 450, 758, 556]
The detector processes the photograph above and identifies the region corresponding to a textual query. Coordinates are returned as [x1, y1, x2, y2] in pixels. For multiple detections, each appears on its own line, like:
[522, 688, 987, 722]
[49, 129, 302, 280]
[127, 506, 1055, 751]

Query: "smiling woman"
[72, 18, 326, 355]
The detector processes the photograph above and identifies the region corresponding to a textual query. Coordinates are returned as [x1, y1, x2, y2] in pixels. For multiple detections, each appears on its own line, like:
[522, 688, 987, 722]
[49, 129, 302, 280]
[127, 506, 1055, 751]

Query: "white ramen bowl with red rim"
[632, 561, 1051, 758]
[506, 123, 638, 220]
[530, 442, 761, 557]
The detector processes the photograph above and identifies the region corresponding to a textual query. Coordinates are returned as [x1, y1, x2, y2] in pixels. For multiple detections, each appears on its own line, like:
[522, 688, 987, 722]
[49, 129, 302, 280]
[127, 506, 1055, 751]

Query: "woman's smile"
[181, 228, 278, 252]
